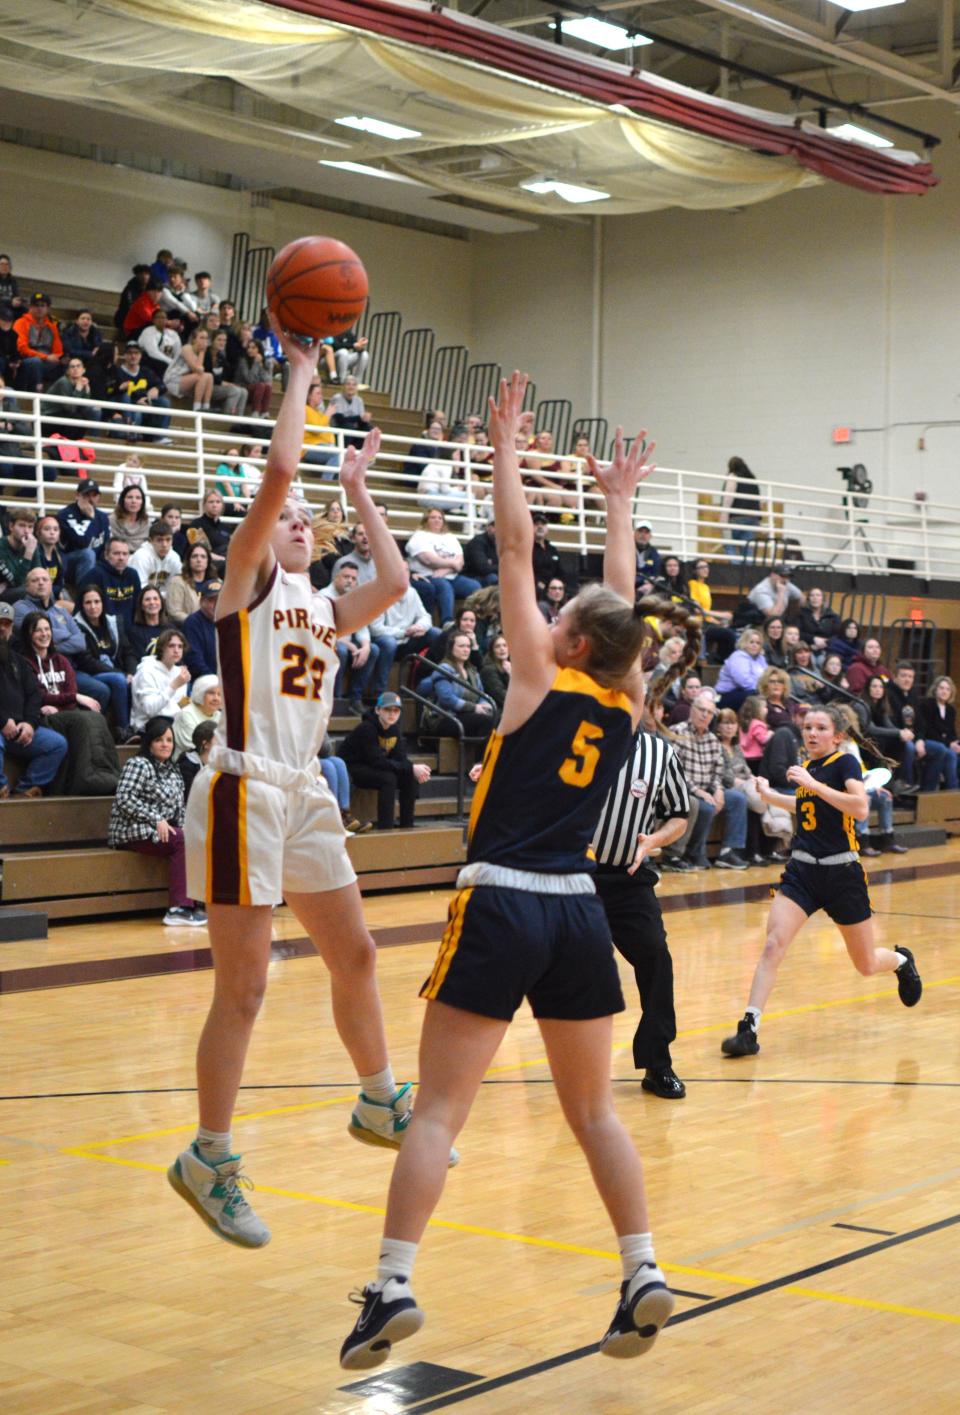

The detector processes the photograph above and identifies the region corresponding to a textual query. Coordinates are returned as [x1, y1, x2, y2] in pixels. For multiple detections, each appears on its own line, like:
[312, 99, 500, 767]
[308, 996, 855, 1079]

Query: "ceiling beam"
[938, 0, 955, 88]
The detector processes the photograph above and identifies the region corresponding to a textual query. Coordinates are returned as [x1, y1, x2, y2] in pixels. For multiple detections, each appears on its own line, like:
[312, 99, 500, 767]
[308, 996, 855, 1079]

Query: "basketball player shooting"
[169, 315, 449, 1250]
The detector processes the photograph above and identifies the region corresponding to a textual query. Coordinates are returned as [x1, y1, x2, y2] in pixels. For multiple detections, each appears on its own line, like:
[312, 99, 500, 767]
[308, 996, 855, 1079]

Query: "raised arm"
[586, 428, 656, 605]
[332, 429, 410, 637]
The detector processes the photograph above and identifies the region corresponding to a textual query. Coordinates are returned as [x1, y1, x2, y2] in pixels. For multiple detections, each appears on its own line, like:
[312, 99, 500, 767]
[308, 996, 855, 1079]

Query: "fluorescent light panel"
[319, 160, 421, 184]
[829, 123, 894, 149]
[521, 178, 611, 204]
[335, 114, 421, 141]
[825, 0, 904, 10]
[558, 17, 652, 49]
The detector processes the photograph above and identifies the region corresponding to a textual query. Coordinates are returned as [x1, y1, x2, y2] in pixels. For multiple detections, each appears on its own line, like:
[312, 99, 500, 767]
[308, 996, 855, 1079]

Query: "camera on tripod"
[838, 463, 873, 509]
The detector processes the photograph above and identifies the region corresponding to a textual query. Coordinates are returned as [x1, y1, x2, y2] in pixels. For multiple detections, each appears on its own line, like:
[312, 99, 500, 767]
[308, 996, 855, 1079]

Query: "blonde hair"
[309, 514, 340, 561]
[737, 627, 763, 651]
[931, 675, 957, 704]
[759, 666, 791, 698]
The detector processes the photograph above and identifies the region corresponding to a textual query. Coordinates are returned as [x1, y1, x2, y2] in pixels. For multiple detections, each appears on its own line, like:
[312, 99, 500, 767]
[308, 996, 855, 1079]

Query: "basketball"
[265, 235, 368, 339]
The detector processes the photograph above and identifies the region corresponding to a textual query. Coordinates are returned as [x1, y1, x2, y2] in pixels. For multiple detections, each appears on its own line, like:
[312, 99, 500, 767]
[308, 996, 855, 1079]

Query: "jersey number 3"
[800, 800, 817, 831]
[280, 643, 325, 700]
[559, 720, 604, 789]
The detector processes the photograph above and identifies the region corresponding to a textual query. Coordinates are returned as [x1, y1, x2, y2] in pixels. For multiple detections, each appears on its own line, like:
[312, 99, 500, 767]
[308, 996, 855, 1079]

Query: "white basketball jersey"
[214, 563, 339, 772]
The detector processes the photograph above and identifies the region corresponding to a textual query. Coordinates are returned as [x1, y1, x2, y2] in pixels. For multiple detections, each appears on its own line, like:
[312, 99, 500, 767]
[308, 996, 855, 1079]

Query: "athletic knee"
[217, 974, 267, 1023]
[851, 951, 879, 977]
[562, 1100, 618, 1144]
[326, 929, 377, 978]
[762, 930, 790, 964]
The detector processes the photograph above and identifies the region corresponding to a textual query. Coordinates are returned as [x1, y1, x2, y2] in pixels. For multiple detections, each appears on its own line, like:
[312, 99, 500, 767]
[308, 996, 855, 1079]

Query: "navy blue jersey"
[467, 667, 634, 873]
[791, 750, 861, 858]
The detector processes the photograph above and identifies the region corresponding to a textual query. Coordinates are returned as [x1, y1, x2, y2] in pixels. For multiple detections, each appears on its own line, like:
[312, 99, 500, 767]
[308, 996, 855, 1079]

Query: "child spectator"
[130, 627, 190, 731]
[339, 691, 431, 830]
[179, 716, 217, 801]
[738, 695, 771, 765]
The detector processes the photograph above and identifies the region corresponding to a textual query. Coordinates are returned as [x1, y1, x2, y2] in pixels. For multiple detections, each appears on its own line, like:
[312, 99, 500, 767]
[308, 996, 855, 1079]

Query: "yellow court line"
[74, 1093, 356, 1149]
[783, 1287, 960, 1325]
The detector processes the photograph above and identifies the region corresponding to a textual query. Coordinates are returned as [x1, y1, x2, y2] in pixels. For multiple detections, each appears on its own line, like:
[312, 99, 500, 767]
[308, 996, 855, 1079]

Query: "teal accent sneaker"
[167, 1144, 271, 1248]
[349, 1083, 459, 1167]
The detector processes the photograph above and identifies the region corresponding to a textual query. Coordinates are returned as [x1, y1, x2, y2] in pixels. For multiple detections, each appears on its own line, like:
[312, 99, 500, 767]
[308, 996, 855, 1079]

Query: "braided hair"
[818, 702, 897, 771]
[636, 594, 703, 718]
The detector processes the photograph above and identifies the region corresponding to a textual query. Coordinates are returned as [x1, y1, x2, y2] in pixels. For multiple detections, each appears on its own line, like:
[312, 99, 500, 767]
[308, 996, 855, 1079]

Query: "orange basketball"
[265, 236, 368, 339]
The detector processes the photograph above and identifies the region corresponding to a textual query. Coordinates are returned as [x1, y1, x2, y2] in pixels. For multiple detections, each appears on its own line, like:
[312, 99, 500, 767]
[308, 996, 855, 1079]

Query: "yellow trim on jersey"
[551, 667, 632, 716]
[467, 731, 503, 846]
[844, 813, 858, 851]
[238, 607, 252, 752]
[237, 775, 252, 907]
[422, 888, 474, 1000]
[205, 770, 220, 899]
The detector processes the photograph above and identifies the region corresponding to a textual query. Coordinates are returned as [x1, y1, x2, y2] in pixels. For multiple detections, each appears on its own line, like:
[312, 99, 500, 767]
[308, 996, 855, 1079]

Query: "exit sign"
[832, 427, 851, 444]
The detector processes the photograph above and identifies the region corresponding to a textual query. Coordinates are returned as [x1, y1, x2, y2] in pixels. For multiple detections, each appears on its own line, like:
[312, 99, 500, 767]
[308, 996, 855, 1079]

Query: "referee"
[592, 726, 691, 1099]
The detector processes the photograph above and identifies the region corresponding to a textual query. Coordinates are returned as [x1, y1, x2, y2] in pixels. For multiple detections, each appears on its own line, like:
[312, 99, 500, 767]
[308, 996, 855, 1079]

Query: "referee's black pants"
[595, 867, 677, 1071]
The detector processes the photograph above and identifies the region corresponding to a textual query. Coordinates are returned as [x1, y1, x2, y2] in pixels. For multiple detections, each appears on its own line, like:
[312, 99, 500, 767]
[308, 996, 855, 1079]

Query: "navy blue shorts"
[420, 886, 625, 1022]
[778, 858, 872, 927]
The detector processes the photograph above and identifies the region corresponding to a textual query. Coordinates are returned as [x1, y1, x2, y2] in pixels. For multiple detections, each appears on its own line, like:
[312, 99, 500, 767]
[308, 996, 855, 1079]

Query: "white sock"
[192, 400, 202, 410]
[377, 1237, 419, 1283]
[745, 1006, 762, 1030]
[196, 1127, 233, 1163]
[360, 1066, 398, 1104]
[894, 952, 908, 968]
[618, 1232, 655, 1280]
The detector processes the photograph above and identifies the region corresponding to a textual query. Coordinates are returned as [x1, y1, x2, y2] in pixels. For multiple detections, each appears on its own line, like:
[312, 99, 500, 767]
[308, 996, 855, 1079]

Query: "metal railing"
[5, 389, 960, 582]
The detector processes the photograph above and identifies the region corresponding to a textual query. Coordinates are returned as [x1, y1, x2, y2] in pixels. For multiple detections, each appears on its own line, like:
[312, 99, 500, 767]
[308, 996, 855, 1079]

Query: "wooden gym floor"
[2, 847, 960, 1413]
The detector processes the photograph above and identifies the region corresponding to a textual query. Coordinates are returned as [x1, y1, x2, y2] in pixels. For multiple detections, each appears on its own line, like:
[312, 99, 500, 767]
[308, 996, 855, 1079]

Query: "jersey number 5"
[280, 643, 325, 700]
[800, 800, 817, 831]
[559, 720, 604, 789]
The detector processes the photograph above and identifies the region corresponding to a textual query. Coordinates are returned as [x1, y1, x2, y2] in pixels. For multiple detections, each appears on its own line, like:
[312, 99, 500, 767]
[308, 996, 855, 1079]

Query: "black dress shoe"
[641, 1067, 686, 1099]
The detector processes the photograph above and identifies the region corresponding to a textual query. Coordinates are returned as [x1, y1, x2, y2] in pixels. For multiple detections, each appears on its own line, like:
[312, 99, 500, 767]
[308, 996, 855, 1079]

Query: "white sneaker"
[167, 1144, 271, 1247]
[163, 906, 207, 927]
[349, 1083, 459, 1167]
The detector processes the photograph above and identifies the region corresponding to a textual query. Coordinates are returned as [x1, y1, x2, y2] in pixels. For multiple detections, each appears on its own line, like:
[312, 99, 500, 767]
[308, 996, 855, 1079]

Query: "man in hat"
[13, 293, 63, 392]
[531, 510, 566, 596]
[747, 564, 804, 621]
[56, 479, 110, 590]
[182, 579, 221, 679]
[0, 600, 68, 798]
[115, 342, 172, 443]
[338, 691, 431, 830]
[635, 518, 661, 590]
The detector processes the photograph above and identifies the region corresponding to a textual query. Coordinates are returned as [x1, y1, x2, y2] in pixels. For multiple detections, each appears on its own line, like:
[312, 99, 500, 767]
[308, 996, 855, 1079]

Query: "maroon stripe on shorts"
[210, 771, 242, 904]
[216, 613, 247, 752]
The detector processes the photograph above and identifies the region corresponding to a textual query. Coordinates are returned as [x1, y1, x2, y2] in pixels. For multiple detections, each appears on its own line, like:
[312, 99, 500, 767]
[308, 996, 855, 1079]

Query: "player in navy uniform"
[722, 703, 922, 1057]
[341, 373, 676, 1370]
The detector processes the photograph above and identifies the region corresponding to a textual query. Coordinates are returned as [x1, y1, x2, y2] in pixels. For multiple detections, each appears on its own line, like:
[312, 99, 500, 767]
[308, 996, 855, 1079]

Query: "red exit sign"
[832, 427, 852, 444]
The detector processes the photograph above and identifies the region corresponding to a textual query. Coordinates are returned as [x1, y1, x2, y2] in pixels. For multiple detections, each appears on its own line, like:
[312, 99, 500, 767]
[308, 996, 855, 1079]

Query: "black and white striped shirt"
[592, 729, 691, 869]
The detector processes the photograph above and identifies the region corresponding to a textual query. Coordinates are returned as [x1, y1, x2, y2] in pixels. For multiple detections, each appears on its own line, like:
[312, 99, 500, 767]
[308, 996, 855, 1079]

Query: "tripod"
[827, 494, 883, 571]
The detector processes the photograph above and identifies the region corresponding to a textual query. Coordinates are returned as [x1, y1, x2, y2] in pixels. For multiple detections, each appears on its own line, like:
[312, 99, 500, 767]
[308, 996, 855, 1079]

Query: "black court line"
[668, 1287, 714, 1301]
[403, 1211, 960, 1412]
[832, 1222, 897, 1236]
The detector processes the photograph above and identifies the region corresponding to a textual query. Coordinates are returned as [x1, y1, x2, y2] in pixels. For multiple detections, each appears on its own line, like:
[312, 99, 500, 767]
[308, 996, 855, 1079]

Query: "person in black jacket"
[886, 661, 948, 791]
[917, 676, 960, 790]
[339, 691, 430, 830]
[0, 602, 68, 796]
[463, 518, 499, 585]
[531, 511, 565, 595]
[74, 583, 137, 740]
[796, 586, 841, 658]
[186, 488, 232, 572]
[860, 674, 917, 792]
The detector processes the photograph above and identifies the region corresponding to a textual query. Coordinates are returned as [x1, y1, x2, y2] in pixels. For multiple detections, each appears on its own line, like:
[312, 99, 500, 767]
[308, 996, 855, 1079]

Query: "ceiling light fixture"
[829, 123, 895, 149]
[824, 0, 904, 11]
[520, 178, 611, 204]
[335, 115, 421, 141]
[320, 160, 423, 184]
[558, 17, 652, 49]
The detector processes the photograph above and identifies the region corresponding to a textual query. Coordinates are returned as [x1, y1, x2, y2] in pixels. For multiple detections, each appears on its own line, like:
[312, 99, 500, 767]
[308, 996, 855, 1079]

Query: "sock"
[192, 400, 202, 410]
[618, 1232, 655, 1281]
[894, 952, 908, 969]
[195, 1127, 233, 1163]
[360, 1065, 398, 1104]
[745, 1006, 762, 1031]
[377, 1237, 419, 1283]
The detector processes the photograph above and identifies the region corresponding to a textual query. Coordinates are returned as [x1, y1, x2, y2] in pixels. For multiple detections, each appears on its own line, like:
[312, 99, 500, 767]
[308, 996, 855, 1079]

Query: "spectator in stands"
[320, 561, 379, 711]
[416, 432, 467, 516]
[886, 662, 944, 791]
[738, 694, 772, 764]
[665, 672, 704, 727]
[138, 310, 181, 379]
[420, 631, 496, 750]
[164, 328, 213, 410]
[181, 581, 221, 679]
[330, 374, 373, 449]
[186, 489, 231, 572]
[0, 305, 19, 382]
[747, 564, 803, 621]
[74, 584, 135, 740]
[191, 272, 219, 315]
[861, 674, 917, 793]
[302, 380, 338, 475]
[128, 585, 170, 661]
[30, 514, 68, 602]
[719, 455, 761, 558]
[432, 606, 484, 666]
[0, 505, 36, 590]
[329, 326, 370, 385]
[213, 443, 261, 512]
[827, 617, 861, 668]
[57, 479, 109, 589]
[172, 673, 221, 759]
[479, 633, 510, 712]
[14, 568, 115, 707]
[846, 637, 891, 695]
[716, 627, 767, 711]
[819, 651, 850, 702]
[61, 310, 103, 370]
[44, 356, 102, 437]
[130, 627, 190, 730]
[179, 717, 216, 801]
[253, 308, 287, 387]
[339, 690, 429, 831]
[0, 601, 68, 797]
[658, 555, 688, 600]
[108, 714, 205, 926]
[538, 576, 568, 627]
[112, 453, 153, 508]
[531, 510, 566, 596]
[761, 616, 787, 668]
[114, 264, 150, 333]
[408, 416, 448, 476]
[404, 507, 481, 624]
[917, 676, 960, 790]
[205, 330, 247, 418]
[14, 294, 64, 392]
[685, 558, 734, 662]
[131, 519, 182, 592]
[634, 518, 661, 591]
[782, 624, 801, 657]
[648, 637, 686, 696]
[0, 254, 24, 314]
[316, 733, 368, 836]
[166, 543, 213, 625]
[159, 504, 189, 561]
[159, 268, 199, 332]
[789, 642, 823, 704]
[797, 586, 841, 658]
[463, 516, 499, 586]
[671, 693, 749, 869]
[109, 485, 151, 556]
[234, 336, 272, 418]
[89, 537, 140, 629]
[521, 430, 575, 519]
[309, 498, 352, 590]
[123, 283, 163, 340]
[715, 706, 769, 864]
[217, 300, 243, 366]
[20, 608, 104, 717]
[150, 250, 175, 286]
[758, 666, 792, 729]
[330, 521, 375, 586]
[368, 580, 441, 699]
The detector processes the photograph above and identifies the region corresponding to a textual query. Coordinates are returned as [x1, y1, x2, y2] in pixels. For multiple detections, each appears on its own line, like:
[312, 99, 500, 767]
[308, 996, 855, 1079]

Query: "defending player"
[722, 703, 922, 1058]
[340, 373, 676, 1370]
[169, 318, 440, 1250]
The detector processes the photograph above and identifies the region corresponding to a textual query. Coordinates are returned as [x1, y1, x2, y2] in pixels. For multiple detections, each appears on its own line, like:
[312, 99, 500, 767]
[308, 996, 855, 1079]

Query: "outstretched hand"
[487, 371, 530, 447]
[587, 427, 656, 502]
[268, 310, 324, 375]
[339, 426, 382, 500]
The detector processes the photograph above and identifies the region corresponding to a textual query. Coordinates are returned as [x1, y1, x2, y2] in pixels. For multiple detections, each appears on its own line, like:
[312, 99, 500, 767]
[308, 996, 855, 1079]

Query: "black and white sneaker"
[714, 849, 749, 871]
[599, 1262, 674, 1359]
[721, 1016, 760, 1056]
[895, 947, 922, 1007]
[339, 1277, 424, 1371]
